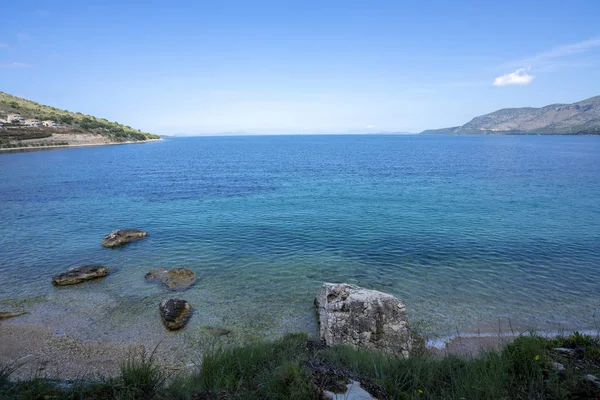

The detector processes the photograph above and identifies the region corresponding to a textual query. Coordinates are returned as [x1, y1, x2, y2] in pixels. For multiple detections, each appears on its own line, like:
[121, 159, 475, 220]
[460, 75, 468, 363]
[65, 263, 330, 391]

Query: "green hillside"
[0, 92, 159, 148]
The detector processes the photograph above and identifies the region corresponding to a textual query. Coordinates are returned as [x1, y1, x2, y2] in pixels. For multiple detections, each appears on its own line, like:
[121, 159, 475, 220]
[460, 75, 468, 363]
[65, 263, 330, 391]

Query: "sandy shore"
[0, 322, 196, 381]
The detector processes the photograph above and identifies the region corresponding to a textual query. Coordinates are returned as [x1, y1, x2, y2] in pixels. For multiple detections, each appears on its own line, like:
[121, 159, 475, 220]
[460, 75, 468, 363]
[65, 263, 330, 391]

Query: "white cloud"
[0, 62, 32, 68]
[0, 42, 8, 48]
[492, 68, 535, 87]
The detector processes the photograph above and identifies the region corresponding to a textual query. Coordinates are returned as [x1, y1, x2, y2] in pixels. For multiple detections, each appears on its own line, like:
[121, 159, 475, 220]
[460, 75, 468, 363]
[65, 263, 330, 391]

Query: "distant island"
[0, 92, 160, 150]
[422, 95, 600, 135]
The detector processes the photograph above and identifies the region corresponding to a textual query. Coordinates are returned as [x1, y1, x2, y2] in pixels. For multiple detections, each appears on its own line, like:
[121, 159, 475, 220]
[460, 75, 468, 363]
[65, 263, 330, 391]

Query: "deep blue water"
[1, 135, 600, 343]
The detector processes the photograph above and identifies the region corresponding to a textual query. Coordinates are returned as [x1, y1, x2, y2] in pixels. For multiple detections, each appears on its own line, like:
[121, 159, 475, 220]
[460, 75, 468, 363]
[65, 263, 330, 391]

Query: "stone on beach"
[145, 267, 196, 291]
[159, 299, 192, 330]
[101, 229, 148, 248]
[51, 265, 111, 286]
[315, 283, 412, 357]
[324, 380, 377, 400]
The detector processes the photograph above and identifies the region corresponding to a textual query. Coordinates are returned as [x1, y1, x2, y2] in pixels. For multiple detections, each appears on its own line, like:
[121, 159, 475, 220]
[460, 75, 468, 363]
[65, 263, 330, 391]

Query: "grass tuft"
[3, 332, 600, 399]
[118, 346, 165, 399]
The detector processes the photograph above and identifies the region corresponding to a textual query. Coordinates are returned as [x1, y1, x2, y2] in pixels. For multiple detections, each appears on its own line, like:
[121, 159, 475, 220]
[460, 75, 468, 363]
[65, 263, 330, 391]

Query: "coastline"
[1, 317, 596, 381]
[0, 138, 162, 152]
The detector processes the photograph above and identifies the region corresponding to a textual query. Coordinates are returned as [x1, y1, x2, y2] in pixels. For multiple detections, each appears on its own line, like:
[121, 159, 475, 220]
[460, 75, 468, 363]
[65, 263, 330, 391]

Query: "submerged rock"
[163, 268, 196, 291]
[102, 229, 147, 248]
[145, 268, 168, 283]
[159, 299, 192, 330]
[0, 311, 27, 320]
[51, 265, 111, 286]
[315, 283, 412, 357]
[145, 267, 196, 291]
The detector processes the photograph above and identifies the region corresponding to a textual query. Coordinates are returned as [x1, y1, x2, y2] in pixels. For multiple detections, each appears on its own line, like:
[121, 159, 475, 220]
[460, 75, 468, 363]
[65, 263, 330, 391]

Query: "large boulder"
[159, 299, 192, 330]
[51, 265, 111, 286]
[145, 268, 196, 291]
[102, 229, 148, 248]
[315, 283, 412, 357]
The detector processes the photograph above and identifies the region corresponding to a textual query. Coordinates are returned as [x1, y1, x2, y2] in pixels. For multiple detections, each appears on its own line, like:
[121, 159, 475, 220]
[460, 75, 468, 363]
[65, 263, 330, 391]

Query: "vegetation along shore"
[0, 92, 160, 150]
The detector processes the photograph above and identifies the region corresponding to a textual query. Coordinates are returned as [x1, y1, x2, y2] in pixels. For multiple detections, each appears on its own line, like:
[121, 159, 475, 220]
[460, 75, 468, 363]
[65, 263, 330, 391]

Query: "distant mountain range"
[422, 95, 600, 135]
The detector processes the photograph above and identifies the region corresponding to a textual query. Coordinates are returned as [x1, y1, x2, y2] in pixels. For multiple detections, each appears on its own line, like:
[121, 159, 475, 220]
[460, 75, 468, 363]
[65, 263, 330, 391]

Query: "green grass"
[118, 347, 166, 400]
[2, 332, 600, 399]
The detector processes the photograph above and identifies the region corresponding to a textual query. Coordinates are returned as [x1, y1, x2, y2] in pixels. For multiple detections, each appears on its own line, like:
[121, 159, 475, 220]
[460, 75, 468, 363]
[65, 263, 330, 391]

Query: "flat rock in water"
[162, 268, 196, 291]
[102, 229, 147, 248]
[315, 283, 412, 357]
[145, 268, 168, 283]
[51, 265, 111, 286]
[0, 311, 27, 320]
[159, 299, 192, 330]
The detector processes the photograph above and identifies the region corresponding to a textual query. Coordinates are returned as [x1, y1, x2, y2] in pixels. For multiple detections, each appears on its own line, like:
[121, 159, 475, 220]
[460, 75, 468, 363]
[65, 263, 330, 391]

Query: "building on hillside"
[42, 120, 56, 127]
[7, 114, 24, 122]
[24, 118, 42, 127]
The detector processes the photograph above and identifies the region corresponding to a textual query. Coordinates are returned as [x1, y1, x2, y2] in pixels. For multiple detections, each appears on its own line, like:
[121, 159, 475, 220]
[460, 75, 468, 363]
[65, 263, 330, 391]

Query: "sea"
[1, 134, 599, 347]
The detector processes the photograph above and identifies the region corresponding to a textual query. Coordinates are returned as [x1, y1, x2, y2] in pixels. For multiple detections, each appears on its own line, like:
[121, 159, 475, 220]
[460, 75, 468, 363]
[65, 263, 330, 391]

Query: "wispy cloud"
[0, 62, 32, 68]
[493, 68, 535, 86]
[513, 38, 600, 69]
[0, 42, 8, 48]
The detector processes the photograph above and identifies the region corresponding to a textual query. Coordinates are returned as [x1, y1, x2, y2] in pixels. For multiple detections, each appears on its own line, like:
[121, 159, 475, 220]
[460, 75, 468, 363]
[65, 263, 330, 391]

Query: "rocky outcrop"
[159, 299, 192, 330]
[51, 265, 111, 286]
[315, 283, 411, 357]
[145, 268, 196, 291]
[101, 229, 147, 248]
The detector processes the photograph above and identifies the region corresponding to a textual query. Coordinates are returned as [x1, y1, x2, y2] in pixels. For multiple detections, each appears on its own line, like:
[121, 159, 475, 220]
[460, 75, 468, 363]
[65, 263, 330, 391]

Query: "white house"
[24, 118, 42, 127]
[42, 120, 56, 127]
[7, 114, 24, 122]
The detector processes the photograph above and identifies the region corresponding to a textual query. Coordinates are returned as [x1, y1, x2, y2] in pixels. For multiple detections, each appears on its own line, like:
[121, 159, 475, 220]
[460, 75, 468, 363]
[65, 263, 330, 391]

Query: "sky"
[1, 0, 600, 135]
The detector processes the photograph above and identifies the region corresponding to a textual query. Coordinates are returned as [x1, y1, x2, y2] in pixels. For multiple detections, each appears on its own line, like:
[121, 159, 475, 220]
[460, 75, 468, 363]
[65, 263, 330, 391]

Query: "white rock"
[552, 347, 575, 354]
[315, 283, 412, 357]
[323, 380, 377, 400]
[552, 362, 565, 372]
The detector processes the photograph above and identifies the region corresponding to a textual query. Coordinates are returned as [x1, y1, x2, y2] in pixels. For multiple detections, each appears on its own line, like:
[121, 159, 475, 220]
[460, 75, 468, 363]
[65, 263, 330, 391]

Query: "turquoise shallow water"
[1, 134, 600, 344]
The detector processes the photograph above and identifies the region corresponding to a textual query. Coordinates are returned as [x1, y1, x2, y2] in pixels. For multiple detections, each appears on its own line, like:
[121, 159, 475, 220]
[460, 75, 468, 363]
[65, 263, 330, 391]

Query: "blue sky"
[1, 0, 599, 135]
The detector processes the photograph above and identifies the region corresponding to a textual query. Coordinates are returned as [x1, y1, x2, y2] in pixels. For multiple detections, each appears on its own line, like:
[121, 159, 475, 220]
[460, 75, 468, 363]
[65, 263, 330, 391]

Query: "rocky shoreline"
[1, 227, 596, 385]
[0, 136, 162, 152]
